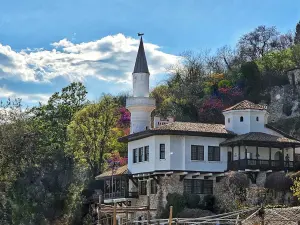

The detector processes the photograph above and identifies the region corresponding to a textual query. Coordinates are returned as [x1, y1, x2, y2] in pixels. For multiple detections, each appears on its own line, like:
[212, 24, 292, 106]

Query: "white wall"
[128, 136, 156, 174]
[132, 73, 149, 97]
[170, 136, 185, 170]
[184, 136, 227, 172]
[224, 110, 268, 134]
[128, 135, 228, 174]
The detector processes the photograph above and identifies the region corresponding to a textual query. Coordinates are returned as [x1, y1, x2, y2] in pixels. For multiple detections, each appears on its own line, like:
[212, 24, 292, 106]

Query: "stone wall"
[131, 174, 184, 218]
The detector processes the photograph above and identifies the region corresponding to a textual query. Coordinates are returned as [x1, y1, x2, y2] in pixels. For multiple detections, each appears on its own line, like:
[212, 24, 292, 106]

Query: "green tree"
[294, 21, 300, 44]
[67, 95, 124, 178]
[240, 61, 262, 102]
[9, 82, 88, 225]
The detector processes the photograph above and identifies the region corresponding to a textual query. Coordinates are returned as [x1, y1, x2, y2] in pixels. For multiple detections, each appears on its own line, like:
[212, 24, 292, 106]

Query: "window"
[240, 116, 243, 122]
[203, 180, 214, 194]
[193, 180, 202, 193]
[133, 149, 137, 163]
[191, 145, 204, 160]
[256, 116, 259, 121]
[183, 180, 213, 194]
[208, 146, 220, 161]
[160, 144, 165, 159]
[139, 181, 147, 195]
[138, 147, 143, 162]
[144, 146, 149, 161]
[228, 118, 230, 123]
[183, 179, 192, 193]
[150, 179, 157, 194]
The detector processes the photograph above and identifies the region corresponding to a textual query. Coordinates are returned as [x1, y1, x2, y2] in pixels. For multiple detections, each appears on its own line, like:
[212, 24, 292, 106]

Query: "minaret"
[126, 34, 156, 134]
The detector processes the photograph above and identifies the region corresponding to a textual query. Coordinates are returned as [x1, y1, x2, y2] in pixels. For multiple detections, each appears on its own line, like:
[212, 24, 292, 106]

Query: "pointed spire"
[133, 34, 150, 74]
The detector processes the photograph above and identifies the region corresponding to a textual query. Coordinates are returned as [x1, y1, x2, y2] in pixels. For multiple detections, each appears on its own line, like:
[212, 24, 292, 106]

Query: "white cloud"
[0, 33, 179, 84]
[0, 86, 50, 104]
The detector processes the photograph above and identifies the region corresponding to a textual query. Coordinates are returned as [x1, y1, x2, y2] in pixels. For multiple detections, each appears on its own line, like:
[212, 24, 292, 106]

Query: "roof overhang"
[220, 140, 300, 148]
[118, 129, 236, 143]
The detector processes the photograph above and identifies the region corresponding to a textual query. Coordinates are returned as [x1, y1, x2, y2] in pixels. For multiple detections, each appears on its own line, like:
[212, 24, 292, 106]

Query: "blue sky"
[0, 0, 300, 106]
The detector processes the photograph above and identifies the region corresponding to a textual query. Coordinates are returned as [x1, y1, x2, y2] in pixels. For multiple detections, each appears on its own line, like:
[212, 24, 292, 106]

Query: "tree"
[67, 95, 125, 178]
[240, 61, 262, 102]
[0, 99, 38, 225]
[8, 82, 89, 225]
[294, 21, 300, 44]
[238, 26, 280, 61]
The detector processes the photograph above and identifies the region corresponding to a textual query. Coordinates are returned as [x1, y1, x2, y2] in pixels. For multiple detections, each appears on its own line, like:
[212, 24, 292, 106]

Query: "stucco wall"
[224, 110, 268, 135]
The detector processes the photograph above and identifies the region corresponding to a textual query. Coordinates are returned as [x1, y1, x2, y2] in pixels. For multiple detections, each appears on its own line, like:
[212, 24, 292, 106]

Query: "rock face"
[267, 85, 300, 123]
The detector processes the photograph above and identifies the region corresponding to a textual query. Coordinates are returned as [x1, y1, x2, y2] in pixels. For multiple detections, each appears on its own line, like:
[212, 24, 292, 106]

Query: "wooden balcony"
[228, 159, 295, 171]
[103, 190, 138, 200]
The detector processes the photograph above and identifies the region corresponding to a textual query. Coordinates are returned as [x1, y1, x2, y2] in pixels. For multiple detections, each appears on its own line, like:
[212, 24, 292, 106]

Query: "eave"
[118, 129, 235, 143]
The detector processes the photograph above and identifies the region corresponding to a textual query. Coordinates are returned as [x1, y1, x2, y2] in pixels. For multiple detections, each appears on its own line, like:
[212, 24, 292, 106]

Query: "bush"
[202, 194, 216, 212]
[282, 101, 293, 116]
[218, 80, 232, 88]
[265, 172, 293, 192]
[160, 193, 186, 218]
[183, 193, 200, 208]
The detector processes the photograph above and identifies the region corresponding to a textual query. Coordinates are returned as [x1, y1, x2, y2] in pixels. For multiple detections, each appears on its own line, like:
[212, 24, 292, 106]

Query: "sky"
[0, 0, 300, 106]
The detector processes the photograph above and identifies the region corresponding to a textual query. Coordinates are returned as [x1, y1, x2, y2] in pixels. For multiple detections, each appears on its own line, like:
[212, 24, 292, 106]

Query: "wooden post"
[125, 200, 129, 225]
[282, 148, 285, 170]
[269, 147, 271, 167]
[113, 202, 117, 225]
[231, 146, 234, 161]
[147, 195, 151, 224]
[238, 145, 241, 166]
[256, 146, 259, 159]
[293, 146, 296, 168]
[169, 206, 173, 225]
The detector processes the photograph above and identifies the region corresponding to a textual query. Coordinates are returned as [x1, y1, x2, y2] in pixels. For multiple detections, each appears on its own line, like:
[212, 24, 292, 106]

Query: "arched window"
[240, 116, 243, 122]
[228, 118, 230, 123]
[256, 117, 259, 121]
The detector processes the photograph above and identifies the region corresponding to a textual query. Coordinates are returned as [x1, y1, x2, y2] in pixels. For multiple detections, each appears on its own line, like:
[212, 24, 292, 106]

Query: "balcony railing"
[228, 159, 295, 171]
[103, 190, 138, 200]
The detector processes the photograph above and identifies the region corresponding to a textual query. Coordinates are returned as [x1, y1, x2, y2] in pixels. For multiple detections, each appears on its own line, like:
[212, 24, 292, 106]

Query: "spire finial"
[133, 33, 149, 74]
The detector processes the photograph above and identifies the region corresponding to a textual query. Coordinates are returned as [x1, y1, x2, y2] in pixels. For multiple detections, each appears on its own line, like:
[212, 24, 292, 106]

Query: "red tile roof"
[152, 122, 232, 134]
[223, 100, 267, 112]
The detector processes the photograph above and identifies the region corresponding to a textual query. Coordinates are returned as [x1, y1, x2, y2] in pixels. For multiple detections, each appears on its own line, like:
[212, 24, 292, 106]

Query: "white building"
[96, 35, 300, 211]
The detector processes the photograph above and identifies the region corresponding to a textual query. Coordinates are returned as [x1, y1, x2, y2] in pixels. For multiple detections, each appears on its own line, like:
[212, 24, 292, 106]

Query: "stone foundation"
[130, 174, 184, 218]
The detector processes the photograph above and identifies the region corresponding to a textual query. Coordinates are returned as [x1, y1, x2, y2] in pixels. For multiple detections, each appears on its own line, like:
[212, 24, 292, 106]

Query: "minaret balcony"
[126, 97, 156, 109]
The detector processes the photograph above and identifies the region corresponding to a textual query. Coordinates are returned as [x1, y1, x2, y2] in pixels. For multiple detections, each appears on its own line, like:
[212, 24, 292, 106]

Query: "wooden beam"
[153, 176, 160, 185]
[180, 175, 186, 181]
[191, 172, 200, 178]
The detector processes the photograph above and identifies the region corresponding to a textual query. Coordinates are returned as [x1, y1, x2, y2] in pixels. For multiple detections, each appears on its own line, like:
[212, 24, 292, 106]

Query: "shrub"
[160, 193, 186, 218]
[218, 80, 232, 88]
[183, 193, 200, 208]
[265, 172, 293, 192]
[282, 102, 293, 116]
[202, 195, 216, 212]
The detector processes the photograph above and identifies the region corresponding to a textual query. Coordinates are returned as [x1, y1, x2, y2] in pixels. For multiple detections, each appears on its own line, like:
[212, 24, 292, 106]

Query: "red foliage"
[106, 152, 127, 171]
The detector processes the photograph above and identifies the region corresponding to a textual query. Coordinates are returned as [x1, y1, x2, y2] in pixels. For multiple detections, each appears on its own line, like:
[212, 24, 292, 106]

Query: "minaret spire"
[133, 33, 149, 74]
[126, 33, 156, 134]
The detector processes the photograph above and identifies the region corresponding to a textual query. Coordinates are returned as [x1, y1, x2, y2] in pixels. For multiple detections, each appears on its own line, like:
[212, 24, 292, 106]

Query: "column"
[245, 146, 248, 166]
[231, 146, 234, 161]
[269, 147, 271, 168]
[238, 145, 241, 167]
[282, 148, 284, 169]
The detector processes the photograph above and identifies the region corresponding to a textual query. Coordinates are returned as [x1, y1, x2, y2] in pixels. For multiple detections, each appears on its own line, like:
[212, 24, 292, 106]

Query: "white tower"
[126, 34, 156, 134]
